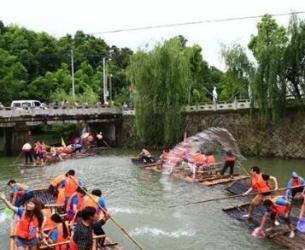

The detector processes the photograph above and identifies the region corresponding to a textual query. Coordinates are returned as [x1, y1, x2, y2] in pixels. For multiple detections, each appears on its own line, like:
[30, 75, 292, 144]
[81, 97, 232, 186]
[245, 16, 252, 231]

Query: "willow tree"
[127, 38, 191, 146]
[249, 15, 288, 120]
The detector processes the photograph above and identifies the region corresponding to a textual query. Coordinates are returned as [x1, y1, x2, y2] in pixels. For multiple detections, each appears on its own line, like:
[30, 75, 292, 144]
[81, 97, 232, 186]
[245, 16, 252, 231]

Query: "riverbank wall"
[120, 108, 305, 158]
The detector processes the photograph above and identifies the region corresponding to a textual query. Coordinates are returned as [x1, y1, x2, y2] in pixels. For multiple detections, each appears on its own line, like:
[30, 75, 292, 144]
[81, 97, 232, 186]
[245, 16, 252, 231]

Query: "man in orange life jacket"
[7, 179, 33, 207]
[64, 169, 79, 207]
[258, 197, 295, 238]
[220, 150, 237, 178]
[286, 171, 305, 202]
[66, 187, 87, 222]
[242, 166, 278, 219]
[48, 174, 67, 197]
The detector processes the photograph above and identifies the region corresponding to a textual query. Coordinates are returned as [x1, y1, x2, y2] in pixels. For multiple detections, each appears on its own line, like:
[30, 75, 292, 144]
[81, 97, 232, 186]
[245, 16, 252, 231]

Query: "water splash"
[109, 207, 145, 215]
[130, 227, 196, 238]
[163, 127, 243, 173]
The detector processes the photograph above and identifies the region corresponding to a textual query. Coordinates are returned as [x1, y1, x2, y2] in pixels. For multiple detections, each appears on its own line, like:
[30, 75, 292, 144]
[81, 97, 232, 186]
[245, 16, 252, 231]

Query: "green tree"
[128, 38, 191, 146]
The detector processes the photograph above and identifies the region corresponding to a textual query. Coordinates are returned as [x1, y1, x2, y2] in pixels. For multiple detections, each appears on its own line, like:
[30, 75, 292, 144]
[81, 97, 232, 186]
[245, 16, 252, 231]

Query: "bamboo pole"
[70, 177, 145, 250]
[169, 185, 303, 208]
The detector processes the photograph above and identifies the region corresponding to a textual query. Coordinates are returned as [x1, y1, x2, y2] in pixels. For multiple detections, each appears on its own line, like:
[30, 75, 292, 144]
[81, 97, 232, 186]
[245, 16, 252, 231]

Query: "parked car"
[11, 100, 47, 110]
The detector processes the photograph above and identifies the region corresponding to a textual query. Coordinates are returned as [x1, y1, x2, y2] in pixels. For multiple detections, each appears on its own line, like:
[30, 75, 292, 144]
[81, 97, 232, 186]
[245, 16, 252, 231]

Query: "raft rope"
[70, 177, 145, 250]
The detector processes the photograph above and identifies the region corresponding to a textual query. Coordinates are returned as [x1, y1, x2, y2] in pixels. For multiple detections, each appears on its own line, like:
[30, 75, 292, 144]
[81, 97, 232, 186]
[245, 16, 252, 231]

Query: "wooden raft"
[199, 174, 249, 186]
[223, 203, 305, 249]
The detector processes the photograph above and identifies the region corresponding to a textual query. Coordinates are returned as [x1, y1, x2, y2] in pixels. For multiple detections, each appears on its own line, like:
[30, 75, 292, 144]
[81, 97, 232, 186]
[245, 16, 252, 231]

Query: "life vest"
[51, 175, 66, 189]
[42, 208, 54, 231]
[206, 155, 216, 165]
[66, 193, 84, 217]
[56, 188, 65, 204]
[84, 195, 99, 209]
[14, 183, 29, 196]
[48, 224, 68, 250]
[16, 212, 39, 240]
[64, 177, 78, 197]
[225, 156, 236, 162]
[251, 173, 271, 193]
[292, 177, 302, 188]
[193, 153, 206, 166]
[270, 197, 289, 214]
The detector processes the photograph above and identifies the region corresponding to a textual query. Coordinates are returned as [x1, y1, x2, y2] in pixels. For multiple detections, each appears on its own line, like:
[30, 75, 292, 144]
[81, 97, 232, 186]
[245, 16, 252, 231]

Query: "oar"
[169, 186, 296, 208]
[102, 139, 111, 148]
[9, 151, 23, 166]
[70, 177, 145, 250]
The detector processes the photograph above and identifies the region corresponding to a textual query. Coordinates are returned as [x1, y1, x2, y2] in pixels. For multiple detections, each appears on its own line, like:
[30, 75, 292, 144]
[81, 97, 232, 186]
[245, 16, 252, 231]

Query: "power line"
[91, 11, 305, 35]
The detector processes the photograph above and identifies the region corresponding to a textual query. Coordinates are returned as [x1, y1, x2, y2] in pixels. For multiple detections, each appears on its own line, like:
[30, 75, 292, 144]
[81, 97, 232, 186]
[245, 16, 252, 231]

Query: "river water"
[0, 150, 304, 250]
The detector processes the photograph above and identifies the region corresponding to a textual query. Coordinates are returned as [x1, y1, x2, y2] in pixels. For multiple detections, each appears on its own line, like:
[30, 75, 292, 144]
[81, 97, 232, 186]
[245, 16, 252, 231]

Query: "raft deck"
[223, 203, 305, 249]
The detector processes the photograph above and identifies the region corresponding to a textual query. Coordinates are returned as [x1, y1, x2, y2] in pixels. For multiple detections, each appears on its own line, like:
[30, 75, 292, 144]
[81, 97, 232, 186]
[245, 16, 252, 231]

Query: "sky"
[0, 0, 304, 69]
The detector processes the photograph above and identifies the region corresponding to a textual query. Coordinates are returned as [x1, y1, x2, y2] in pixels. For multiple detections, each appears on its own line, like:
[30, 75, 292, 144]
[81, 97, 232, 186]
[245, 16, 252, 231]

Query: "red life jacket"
[16, 211, 39, 240]
[292, 177, 302, 188]
[225, 156, 236, 162]
[251, 173, 271, 193]
[270, 198, 289, 214]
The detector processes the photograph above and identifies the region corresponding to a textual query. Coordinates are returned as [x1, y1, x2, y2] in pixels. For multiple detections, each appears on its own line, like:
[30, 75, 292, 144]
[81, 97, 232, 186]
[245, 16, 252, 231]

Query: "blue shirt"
[49, 228, 58, 241]
[98, 198, 106, 209]
[16, 207, 24, 217]
[12, 185, 32, 194]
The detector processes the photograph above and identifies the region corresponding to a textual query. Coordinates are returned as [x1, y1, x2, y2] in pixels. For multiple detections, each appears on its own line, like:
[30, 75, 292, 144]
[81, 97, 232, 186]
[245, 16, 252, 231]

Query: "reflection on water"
[0, 150, 304, 249]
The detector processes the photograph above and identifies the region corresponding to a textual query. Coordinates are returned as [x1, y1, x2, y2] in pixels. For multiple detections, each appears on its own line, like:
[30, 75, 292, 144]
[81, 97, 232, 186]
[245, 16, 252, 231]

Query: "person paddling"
[256, 197, 295, 238]
[242, 166, 278, 219]
[65, 187, 87, 222]
[0, 193, 44, 250]
[220, 150, 237, 178]
[64, 170, 79, 207]
[138, 148, 153, 163]
[286, 171, 305, 202]
[7, 179, 33, 206]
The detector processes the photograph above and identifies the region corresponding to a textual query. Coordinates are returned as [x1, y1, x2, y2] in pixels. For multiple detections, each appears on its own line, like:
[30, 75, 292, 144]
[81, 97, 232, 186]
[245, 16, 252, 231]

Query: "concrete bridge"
[0, 107, 123, 155]
[0, 99, 252, 155]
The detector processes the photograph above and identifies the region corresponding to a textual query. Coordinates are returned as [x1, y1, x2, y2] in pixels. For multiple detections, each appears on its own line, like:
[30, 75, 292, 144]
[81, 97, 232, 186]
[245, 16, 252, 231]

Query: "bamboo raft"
[223, 202, 305, 249]
[9, 188, 123, 250]
[18, 147, 107, 169]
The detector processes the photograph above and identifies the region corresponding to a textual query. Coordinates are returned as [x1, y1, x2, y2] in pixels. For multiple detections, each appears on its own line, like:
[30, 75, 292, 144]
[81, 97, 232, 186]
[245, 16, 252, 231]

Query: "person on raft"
[242, 166, 279, 219]
[285, 171, 305, 202]
[22, 142, 33, 165]
[0, 193, 44, 250]
[220, 150, 237, 178]
[7, 179, 34, 207]
[138, 148, 154, 163]
[257, 197, 295, 238]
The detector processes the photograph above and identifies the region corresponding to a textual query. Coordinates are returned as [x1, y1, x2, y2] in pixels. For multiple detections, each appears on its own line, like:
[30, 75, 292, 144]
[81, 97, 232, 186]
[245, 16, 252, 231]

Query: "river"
[0, 150, 304, 250]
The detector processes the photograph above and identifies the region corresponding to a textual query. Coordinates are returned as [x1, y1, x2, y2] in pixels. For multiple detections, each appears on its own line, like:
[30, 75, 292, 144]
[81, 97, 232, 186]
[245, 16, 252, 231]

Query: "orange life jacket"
[42, 208, 54, 231]
[270, 197, 289, 214]
[16, 211, 39, 240]
[84, 195, 99, 209]
[206, 155, 216, 164]
[193, 153, 206, 166]
[66, 193, 84, 215]
[56, 188, 65, 204]
[48, 224, 68, 250]
[251, 173, 271, 193]
[292, 177, 302, 188]
[51, 175, 66, 189]
[64, 177, 78, 197]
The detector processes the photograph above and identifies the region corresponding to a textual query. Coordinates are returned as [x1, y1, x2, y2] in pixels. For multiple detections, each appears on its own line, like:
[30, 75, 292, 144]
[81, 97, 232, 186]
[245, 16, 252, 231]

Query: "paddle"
[168, 186, 300, 208]
[9, 151, 23, 166]
[69, 177, 145, 250]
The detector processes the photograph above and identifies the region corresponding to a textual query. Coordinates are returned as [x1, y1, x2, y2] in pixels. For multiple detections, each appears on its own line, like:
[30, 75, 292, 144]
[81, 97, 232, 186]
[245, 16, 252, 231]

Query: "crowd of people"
[242, 166, 305, 238]
[21, 131, 106, 166]
[0, 169, 110, 250]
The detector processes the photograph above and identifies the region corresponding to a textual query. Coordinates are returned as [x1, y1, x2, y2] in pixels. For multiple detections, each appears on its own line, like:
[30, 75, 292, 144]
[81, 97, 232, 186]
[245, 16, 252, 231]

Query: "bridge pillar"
[4, 125, 29, 156]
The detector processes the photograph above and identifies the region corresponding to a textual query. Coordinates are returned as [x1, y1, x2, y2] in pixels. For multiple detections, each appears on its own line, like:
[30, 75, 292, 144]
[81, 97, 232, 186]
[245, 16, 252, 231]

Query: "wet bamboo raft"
[198, 174, 248, 186]
[223, 203, 305, 249]
[226, 177, 250, 194]
[32, 188, 56, 205]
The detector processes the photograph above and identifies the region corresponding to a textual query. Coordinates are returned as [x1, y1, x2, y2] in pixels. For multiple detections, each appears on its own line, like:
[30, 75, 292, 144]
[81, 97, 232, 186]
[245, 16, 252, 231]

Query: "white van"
[11, 100, 45, 110]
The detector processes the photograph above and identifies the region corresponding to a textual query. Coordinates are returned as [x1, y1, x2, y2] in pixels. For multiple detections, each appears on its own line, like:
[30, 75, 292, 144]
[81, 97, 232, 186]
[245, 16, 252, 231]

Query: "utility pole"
[109, 74, 112, 104]
[103, 57, 106, 104]
[71, 49, 75, 97]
